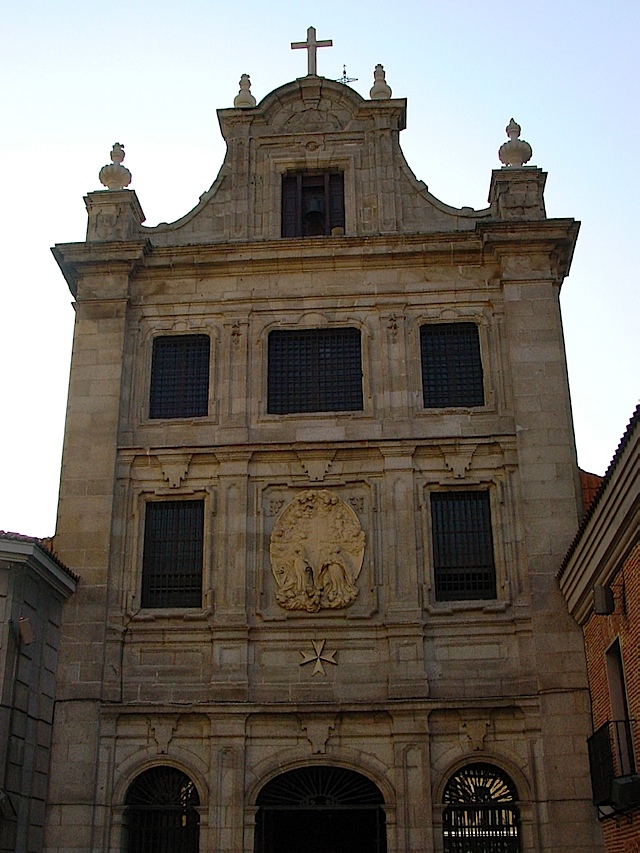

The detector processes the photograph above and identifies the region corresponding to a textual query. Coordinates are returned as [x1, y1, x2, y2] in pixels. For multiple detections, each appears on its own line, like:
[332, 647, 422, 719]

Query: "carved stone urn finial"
[234, 73, 256, 108]
[98, 142, 132, 190]
[498, 119, 533, 167]
[369, 64, 392, 100]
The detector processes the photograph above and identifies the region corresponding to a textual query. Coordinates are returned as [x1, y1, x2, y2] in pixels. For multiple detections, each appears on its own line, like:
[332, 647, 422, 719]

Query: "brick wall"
[584, 542, 640, 852]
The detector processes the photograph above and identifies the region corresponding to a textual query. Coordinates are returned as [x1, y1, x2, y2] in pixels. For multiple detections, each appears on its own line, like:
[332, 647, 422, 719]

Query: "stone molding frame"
[269, 490, 366, 613]
[408, 305, 498, 419]
[132, 317, 220, 428]
[123, 484, 216, 621]
[243, 750, 397, 853]
[420, 476, 513, 614]
[268, 151, 359, 240]
[108, 752, 210, 853]
[256, 311, 376, 424]
[430, 751, 536, 853]
[256, 481, 378, 621]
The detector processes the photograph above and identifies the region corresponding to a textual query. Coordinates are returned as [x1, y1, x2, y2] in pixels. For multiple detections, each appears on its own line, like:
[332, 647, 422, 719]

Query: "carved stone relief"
[270, 490, 365, 612]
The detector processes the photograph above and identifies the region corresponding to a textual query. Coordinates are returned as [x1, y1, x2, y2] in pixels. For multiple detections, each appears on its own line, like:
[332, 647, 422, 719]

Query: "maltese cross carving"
[300, 639, 338, 676]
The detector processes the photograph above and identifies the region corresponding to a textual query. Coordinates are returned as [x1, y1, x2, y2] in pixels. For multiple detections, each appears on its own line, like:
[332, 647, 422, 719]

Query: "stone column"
[483, 205, 597, 851]
[380, 446, 429, 699]
[45, 218, 147, 851]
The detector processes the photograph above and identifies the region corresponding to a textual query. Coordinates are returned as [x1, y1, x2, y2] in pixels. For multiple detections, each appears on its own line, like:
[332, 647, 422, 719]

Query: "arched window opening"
[255, 765, 387, 853]
[124, 766, 200, 853]
[443, 763, 520, 853]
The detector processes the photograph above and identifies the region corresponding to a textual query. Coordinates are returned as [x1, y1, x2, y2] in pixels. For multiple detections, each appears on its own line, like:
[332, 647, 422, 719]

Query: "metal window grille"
[420, 323, 484, 408]
[443, 764, 520, 853]
[125, 766, 200, 853]
[267, 328, 363, 414]
[255, 766, 387, 853]
[588, 719, 638, 806]
[149, 334, 210, 419]
[431, 491, 497, 601]
[282, 172, 345, 237]
[141, 501, 204, 608]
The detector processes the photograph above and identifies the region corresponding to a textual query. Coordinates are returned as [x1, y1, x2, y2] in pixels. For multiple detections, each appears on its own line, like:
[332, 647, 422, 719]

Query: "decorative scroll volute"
[269, 490, 365, 612]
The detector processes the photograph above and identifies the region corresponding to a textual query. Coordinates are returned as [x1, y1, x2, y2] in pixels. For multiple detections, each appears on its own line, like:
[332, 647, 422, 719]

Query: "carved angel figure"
[270, 490, 365, 612]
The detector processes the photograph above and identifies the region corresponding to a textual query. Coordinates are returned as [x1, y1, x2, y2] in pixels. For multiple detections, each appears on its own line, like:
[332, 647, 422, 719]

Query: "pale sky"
[1, 0, 638, 537]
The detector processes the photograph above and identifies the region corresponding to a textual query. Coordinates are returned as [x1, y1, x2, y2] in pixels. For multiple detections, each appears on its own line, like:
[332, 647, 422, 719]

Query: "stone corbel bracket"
[149, 715, 179, 754]
[157, 452, 193, 488]
[297, 450, 337, 482]
[442, 443, 477, 479]
[298, 714, 337, 754]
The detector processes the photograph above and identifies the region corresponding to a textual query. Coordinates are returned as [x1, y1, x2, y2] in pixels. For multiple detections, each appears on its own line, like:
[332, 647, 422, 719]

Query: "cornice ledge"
[478, 218, 580, 283]
[142, 232, 485, 273]
[52, 239, 152, 297]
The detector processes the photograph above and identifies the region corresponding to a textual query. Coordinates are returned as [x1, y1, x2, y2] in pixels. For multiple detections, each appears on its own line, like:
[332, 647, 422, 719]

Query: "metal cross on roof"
[291, 26, 333, 77]
[336, 65, 357, 85]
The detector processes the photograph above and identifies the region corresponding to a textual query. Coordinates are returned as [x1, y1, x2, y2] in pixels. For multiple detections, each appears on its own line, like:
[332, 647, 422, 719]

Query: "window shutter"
[281, 174, 301, 237]
[328, 173, 345, 233]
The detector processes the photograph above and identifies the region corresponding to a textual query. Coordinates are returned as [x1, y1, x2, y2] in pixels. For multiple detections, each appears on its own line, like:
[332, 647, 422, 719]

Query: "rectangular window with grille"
[431, 491, 497, 601]
[141, 500, 204, 608]
[282, 172, 345, 237]
[268, 327, 363, 414]
[149, 334, 210, 419]
[420, 323, 484, 408]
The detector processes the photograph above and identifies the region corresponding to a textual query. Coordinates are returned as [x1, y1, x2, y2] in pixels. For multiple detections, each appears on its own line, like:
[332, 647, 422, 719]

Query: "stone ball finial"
[234, 73, 256, 108]
[98, 143, 132, 190]
[369, 64, 392, 100]
[498, 118, 533, 167]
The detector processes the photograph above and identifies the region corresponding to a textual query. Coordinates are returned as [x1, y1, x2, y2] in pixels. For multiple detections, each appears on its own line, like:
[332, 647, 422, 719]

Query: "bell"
[304, 196, 324, 220]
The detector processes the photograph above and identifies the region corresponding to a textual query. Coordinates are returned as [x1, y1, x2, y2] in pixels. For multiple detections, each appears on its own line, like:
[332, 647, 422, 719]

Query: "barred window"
[282, 172, 345, 237]
[149, 334, 210, 419]
[420, 323, 484, 408]
[443, 763, 520, 853]
[125, 766, 200, 853]
[141, 500, 204, 608]
[431, 491, 497, 601]
[268, 328, 363, 414]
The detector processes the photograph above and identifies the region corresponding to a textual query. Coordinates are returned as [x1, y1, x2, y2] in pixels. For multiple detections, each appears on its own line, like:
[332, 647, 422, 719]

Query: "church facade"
[45, 34, 600, 853]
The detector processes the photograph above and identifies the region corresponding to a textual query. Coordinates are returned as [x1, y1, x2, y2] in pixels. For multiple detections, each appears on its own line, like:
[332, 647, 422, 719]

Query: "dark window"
[282, 172, 345, 237]
[150, 334, 210, 419]
[443, 763, 520, 853]
[125, 766, 200, 853]
[268, 328, 363, 414]
[420, 323, 484, 408]
[142, 500, 204, 608]
[431, 491, 496, 601]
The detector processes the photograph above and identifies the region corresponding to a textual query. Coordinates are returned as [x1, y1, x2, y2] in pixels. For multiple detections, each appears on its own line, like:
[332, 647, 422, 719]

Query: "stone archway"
[254, 765, 387, 853]
[123, 765, 200, 853]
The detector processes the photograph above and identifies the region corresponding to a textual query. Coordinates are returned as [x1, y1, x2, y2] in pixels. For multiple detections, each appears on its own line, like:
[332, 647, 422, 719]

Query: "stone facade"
[46, 70, 600, 852]
[0, 533, 77, 853]
[560, 406, 640, 846]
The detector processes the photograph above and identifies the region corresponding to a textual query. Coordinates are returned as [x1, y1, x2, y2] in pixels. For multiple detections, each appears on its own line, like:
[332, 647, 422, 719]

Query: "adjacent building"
[45, 35, 601, 853]
[560, 406, 640, 846]
[0, 532, 77, 853]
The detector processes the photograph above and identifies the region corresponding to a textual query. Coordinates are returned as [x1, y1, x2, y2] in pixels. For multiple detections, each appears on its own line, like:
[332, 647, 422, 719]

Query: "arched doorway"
[124, 766, 200, 853]
[442, 762, 520, 853]
[255, 765, 387, 853]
